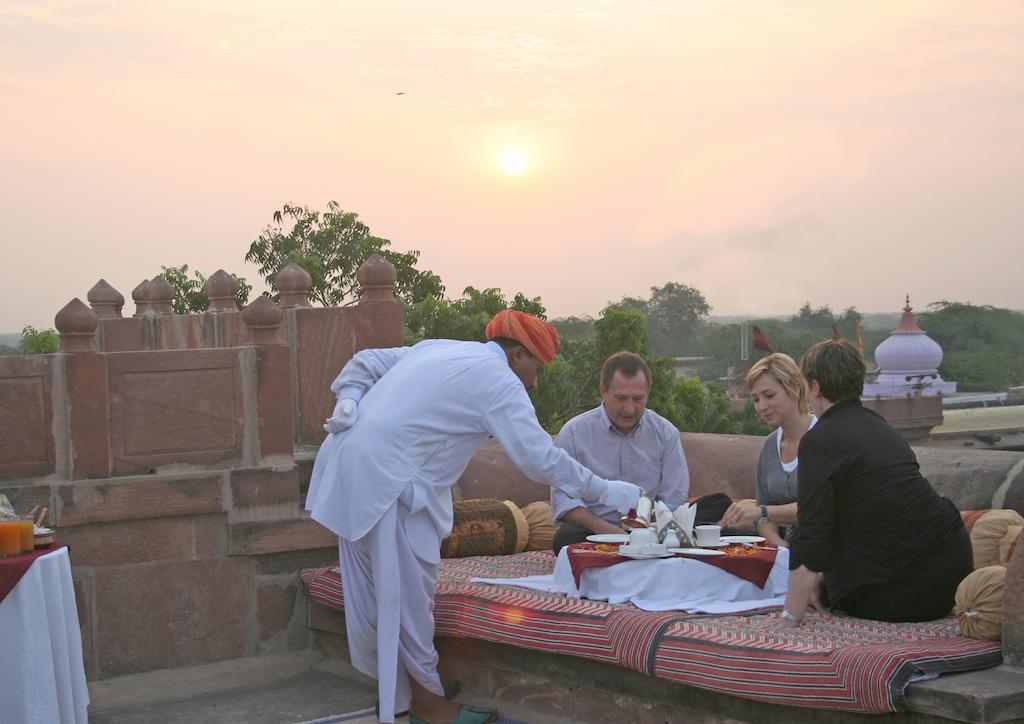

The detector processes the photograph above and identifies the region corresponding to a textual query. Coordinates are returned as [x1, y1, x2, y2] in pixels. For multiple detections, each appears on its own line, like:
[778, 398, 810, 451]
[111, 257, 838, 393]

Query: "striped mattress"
[300, 551, 1002, 714]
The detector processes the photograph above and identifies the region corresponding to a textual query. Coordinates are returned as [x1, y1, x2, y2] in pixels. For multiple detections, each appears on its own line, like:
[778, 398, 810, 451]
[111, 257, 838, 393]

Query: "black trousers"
[833, 523, 974, 623]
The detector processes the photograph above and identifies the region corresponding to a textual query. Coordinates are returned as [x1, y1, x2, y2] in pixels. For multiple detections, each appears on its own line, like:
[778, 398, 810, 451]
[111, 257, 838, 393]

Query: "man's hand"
[323, 398, 358, 434]
[597, 480, 642, 515]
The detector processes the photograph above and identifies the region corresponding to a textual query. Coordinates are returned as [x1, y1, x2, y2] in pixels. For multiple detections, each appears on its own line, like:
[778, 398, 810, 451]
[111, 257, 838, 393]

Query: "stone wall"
[0, 255, 402, 680]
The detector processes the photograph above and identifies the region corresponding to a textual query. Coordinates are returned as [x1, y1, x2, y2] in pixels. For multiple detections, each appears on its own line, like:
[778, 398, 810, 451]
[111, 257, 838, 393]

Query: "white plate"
[720, 535, 766, 545]
[668, 547, 726, 557]
[586, 533, 629, 544]
[618, 550, 674, 560]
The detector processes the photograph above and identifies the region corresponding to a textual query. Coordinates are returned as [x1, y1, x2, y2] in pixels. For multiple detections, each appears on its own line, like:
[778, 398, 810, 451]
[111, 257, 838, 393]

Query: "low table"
[0, 546, 89, 723]
[481, 545, 789, 613]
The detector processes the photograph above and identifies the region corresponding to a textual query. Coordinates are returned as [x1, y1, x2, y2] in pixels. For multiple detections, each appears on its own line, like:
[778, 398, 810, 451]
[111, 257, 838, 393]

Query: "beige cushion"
[521, 501, 557, 552]
[970, 509, 1024, 568]
[955, 565, 1006, 641]
[1001, 528, 1022, 565]
[501, 500, 531, 553]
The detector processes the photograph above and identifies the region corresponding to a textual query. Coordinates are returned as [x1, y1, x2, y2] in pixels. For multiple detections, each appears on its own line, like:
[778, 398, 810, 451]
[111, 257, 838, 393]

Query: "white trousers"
[339, 497, 445, 723]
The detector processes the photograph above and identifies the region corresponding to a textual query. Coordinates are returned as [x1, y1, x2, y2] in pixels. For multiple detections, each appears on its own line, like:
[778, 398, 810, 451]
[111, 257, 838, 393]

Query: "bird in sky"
[395, 92, 406, 95]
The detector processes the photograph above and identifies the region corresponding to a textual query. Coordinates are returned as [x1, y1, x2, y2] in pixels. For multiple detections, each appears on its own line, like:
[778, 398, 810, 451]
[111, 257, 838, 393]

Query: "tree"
[669, 377, 735, 434]
[246, 201, 443, 307]
[19, 326, 59, 354]
[917, 302, 1024, 391]
[550, 315, 596, 342]
[404, 287, 545, 344]
[605, 282, 710, 358]
[160, 265, 251, 314]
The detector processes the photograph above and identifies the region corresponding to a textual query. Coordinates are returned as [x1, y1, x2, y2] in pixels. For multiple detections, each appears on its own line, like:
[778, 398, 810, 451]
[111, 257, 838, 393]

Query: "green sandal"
[408, 704, 498, 724]
[374, 679, 463, 719]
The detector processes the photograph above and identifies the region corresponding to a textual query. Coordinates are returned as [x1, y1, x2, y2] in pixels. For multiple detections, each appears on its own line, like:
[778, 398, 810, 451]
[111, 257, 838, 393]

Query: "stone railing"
[0, 255, 404, 680]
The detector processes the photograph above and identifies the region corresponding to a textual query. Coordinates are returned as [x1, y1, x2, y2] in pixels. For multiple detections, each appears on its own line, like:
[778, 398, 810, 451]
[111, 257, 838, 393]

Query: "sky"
[2, 0, 1022, 332]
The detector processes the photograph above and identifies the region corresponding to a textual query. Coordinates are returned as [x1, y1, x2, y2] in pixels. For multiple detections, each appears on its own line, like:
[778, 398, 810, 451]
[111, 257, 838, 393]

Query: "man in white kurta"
[306, 311, 641, 723]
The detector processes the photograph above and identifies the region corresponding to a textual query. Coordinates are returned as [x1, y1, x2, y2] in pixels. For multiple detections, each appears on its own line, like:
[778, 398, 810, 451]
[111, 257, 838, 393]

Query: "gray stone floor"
[87, 652, 563, 724]
[90, 668, 377, 724]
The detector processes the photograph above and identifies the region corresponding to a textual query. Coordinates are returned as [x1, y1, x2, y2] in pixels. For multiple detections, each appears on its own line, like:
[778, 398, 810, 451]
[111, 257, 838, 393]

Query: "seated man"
[551, 352, 689, 552]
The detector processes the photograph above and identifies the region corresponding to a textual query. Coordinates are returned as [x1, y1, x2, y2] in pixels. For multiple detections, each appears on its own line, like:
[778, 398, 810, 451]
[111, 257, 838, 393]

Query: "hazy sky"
[2, 0, 1022, 331]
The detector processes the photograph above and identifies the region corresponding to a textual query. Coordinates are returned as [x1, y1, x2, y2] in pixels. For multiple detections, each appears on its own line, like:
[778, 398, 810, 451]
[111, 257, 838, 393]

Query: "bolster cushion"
[440, 499, 521, 558]
[955, 565, 1007, 641]
[970, 509, 1024, 569]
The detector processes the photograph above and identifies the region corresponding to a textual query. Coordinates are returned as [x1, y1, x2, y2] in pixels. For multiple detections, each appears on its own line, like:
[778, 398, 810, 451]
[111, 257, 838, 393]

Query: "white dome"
[874, 332, 943, 375]
[872, 301, 945, 375]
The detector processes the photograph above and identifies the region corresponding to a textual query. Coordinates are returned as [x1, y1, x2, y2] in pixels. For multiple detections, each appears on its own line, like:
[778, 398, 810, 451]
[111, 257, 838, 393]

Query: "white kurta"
[306, 339, 619, 721]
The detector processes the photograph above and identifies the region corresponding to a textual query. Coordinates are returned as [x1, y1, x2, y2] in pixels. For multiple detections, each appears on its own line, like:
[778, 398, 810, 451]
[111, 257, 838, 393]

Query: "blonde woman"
[720, 353, 815, 547]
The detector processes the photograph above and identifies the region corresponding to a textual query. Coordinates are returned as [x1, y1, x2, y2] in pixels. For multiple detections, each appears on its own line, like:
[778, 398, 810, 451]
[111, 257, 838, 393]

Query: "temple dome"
[873, 300, 944, 375]
[864, 295, 956, 398]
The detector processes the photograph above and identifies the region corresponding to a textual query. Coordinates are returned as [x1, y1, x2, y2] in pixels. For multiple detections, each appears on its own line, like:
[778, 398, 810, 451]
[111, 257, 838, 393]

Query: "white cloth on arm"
[324, 397, 358, 434]
[550, 405, 689, 523]
[305, 339, 635, 716]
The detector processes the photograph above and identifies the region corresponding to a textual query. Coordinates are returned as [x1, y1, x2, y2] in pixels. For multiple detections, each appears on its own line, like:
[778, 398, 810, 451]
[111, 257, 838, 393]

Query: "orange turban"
[485, 310, 560, 364]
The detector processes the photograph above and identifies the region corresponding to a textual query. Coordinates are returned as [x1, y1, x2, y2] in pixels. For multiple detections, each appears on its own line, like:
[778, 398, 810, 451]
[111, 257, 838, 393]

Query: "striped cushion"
[300, 552, 1001, 714]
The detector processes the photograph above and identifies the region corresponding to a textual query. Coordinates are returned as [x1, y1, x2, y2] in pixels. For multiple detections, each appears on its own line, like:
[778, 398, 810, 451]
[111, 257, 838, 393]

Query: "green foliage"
[160, 265, 251, 314]
[917, 302, 1024, 391]
[732, 400, 774, 436]
[530, 304, 741, 435]
[404, 286, 545, 344]
[604, 282, 710, 358]
[19, 325, 59, 354]
[550, 315, 596, 342]
[246, 201, 444, 307]
[695, 303, 880, 383]
[669, 377, 735, 434]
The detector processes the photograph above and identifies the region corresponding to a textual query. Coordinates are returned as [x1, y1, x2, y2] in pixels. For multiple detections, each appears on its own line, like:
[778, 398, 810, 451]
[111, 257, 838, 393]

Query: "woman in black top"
[779, 339, 972, 625]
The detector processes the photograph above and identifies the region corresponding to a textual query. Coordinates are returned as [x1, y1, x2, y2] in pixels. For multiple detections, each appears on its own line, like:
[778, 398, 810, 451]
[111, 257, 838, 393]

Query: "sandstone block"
[106, 349, 248, 473]
[0, 356, 55, 479]
[231, 466, 299, 509]
[58, 517, 196, 567]
[58, 472, 224, 527]
[229, 517, 336, 556]
[193, 514, 227, 559]
[95, 559, 250, 677]
[257, 582, 299, 642]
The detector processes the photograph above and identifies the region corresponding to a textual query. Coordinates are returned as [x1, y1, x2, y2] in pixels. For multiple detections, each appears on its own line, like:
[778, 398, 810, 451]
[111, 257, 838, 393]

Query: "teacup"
[695, 525, 722, 547]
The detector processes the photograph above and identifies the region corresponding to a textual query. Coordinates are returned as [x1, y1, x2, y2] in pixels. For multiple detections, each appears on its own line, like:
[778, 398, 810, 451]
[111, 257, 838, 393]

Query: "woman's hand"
[720, 499, 760, 530]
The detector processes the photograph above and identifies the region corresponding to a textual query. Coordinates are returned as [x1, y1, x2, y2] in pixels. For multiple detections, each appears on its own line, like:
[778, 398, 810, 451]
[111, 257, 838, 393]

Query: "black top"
[789, 400, 963, 604]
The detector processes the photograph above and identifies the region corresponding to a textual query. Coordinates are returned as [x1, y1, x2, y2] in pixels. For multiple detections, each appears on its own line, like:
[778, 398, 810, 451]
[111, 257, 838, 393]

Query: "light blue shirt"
[551, 405, 689, 523]
[306, 340, 619, 548]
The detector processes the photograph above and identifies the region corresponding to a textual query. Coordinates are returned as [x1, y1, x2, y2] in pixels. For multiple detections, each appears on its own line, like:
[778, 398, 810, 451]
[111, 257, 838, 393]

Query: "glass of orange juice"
[18, 515, 34, 553]
[0, 519, 21, 557]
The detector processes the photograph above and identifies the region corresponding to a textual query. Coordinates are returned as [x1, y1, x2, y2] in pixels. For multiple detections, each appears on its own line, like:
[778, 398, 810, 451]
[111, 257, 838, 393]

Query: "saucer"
[696, 540, 725, 548]
[618, 549, 674, 560]
[668, 547, 726, 557]
[619, 544, 669, 558]
[720, 535, 765, 545]
[586, 533, 629, 544]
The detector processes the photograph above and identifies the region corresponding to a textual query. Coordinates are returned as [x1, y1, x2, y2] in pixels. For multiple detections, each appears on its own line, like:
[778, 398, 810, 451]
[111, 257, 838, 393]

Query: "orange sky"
[2, 1, 1022, 331]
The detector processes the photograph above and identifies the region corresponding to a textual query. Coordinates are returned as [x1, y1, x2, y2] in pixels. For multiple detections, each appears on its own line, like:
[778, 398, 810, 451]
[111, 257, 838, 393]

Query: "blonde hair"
[746, 353, 811, 415]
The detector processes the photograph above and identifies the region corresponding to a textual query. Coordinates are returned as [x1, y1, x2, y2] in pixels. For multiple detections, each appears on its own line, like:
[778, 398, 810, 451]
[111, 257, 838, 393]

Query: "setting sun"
[502, 152, 526, 175]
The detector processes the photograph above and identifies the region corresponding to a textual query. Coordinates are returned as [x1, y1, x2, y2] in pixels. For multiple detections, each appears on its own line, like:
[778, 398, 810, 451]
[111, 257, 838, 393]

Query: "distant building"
[863, 295, 957, 398]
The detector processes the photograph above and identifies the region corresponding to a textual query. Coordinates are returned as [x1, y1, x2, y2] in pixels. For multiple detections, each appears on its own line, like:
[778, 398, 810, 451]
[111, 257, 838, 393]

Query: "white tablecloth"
[0, 547, 90, 723]
[476, 547, 790, 613]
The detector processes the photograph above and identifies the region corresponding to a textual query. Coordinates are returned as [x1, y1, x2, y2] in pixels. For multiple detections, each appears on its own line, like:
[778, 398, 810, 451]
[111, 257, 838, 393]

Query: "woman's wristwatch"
[757, 505, 770, 527]
[780, 609, 802, 624]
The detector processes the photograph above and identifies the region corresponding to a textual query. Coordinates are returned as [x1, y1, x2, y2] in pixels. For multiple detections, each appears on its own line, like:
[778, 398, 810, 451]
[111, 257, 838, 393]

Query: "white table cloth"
[0, 547, 90, 723]
[476, 546, 790, 613]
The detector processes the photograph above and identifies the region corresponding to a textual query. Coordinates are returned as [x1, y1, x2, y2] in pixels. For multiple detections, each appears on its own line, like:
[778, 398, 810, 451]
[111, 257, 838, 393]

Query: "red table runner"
[0, 544, 66, 604]
[566, 542, 778, 589]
